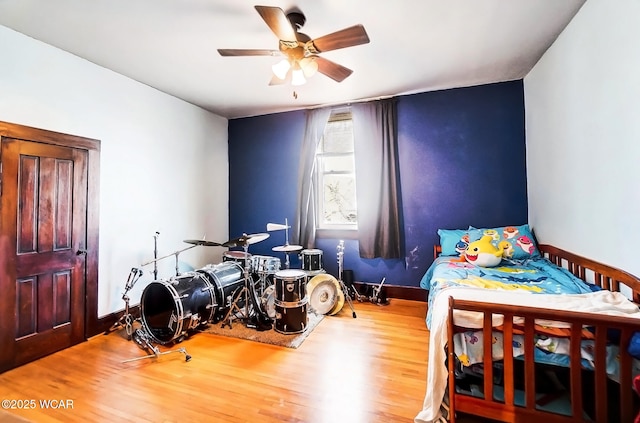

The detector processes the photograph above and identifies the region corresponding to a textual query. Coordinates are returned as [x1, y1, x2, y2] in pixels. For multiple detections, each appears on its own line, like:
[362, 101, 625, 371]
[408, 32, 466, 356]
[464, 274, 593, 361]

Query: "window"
[315, 110, 357, 231]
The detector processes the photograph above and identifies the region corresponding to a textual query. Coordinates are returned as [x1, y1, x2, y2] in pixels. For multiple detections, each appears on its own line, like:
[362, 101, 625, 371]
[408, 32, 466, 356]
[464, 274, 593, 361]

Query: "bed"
[414, 225, 640, 423]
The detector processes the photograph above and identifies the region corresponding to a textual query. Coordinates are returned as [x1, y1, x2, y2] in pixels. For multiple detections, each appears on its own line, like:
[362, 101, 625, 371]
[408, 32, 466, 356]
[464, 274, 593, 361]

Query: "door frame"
[0, 120, 101, 338]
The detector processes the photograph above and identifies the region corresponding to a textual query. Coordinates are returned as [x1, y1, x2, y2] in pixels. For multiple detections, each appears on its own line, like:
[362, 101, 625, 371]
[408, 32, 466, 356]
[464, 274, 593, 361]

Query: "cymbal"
[266, 222, 291, 231]
[183, 239, 221, 247]
[272, 244, 303, 252]
[223, 232, 270, 248]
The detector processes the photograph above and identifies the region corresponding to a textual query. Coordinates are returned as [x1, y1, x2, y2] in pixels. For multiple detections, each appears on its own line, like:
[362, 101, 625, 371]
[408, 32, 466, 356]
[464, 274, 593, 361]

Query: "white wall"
[524, 0, 640, 278]
[0, 26, 230, 316]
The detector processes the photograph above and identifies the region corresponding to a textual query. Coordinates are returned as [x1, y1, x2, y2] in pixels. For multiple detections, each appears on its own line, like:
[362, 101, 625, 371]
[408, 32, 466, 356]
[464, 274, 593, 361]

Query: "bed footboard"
[447, 298, 639, 423]
[439, 244, 640, 422]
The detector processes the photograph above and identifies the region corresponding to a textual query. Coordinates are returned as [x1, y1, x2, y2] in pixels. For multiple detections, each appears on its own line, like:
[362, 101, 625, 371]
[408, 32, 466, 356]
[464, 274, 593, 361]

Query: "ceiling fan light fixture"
[219, 6, 370, 86]
[291, 66, 306, 86]
[272, 59, 291, 80]
[300, 57, 318, 78]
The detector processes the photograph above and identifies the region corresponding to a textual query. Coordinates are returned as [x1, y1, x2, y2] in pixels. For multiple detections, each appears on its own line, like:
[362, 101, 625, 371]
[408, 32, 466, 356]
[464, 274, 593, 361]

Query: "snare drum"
[274, 269, 307, 303]
[251, 255, 281, 275]
[223, 250, 252, 271]
[300, 249, 323, 272]
[141, 272, 215, 344]
[260, 285, 276, 319]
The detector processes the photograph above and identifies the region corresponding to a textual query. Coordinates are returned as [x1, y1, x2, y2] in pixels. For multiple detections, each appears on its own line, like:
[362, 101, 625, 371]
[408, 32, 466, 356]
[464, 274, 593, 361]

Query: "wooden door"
[0, 137, 88, 371]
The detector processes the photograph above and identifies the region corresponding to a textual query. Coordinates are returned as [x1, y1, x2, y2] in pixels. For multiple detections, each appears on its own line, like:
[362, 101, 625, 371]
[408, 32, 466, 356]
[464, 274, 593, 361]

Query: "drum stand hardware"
[268, 218, 302, 269]
[141, 244, 197, 277]
[122, 328, 192, 364]
[337, 240, 357, 318]
[369, 277, 390, 305]
[141, 237, 222, 277]
[105, 267, 144, 339]
[220, 233, 271, 330]
[220, 281, 251, 329]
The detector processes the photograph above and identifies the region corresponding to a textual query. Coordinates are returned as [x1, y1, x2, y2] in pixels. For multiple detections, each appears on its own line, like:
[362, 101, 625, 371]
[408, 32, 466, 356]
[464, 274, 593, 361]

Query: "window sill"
[316, 228, 358, 240]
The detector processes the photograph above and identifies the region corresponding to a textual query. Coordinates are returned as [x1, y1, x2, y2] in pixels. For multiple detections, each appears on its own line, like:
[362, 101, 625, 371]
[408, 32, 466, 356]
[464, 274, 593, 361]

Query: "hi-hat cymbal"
[272, 244, 303, 252]
[223, 232, 270, 248]
[184, 239, 222, 247]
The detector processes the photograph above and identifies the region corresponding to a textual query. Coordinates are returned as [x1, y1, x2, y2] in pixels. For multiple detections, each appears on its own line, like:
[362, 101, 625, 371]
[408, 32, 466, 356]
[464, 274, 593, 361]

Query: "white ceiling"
[0, 0, 585, 119]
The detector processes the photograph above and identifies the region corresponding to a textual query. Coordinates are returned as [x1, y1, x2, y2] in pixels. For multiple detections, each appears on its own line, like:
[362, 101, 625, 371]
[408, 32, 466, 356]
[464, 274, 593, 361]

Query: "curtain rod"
[305, 94, 396, 111]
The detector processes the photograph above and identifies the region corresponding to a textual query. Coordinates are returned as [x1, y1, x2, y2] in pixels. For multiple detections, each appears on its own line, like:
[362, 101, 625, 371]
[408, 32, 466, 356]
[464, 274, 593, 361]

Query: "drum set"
[115, 221, 356, 363]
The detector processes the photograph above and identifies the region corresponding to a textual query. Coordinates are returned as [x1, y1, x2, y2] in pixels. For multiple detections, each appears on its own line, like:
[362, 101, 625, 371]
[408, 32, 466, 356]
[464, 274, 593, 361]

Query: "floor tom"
[274, 301, 308, 334]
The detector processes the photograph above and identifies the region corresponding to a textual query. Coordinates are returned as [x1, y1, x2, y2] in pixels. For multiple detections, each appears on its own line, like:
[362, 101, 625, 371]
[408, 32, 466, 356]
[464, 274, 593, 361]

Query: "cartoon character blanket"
[420, 256, 596, 330]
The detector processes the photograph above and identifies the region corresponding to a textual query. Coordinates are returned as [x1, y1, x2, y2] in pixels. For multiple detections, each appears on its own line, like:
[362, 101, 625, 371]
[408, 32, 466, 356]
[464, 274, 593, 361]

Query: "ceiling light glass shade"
[272, 59, 291, 80]
[300, 57, 318, 77]
[291, 68, 306, 86]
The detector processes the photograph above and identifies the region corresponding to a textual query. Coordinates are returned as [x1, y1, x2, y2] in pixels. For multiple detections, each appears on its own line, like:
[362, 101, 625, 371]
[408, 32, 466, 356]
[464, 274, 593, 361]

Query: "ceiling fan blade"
[255, 5, 297, 42]
[308, 24, 370, 53]
[314, 56, 353, 82]
[217, 49, 281, 57]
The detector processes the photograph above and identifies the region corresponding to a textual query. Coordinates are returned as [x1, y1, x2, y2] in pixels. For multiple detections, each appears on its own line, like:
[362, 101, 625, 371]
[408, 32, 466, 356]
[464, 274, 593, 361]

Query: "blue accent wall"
[228, 80, 527, 287]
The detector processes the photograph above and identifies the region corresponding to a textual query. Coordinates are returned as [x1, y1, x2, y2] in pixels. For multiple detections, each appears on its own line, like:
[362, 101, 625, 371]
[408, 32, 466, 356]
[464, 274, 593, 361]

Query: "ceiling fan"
[217, 5, 370, 86]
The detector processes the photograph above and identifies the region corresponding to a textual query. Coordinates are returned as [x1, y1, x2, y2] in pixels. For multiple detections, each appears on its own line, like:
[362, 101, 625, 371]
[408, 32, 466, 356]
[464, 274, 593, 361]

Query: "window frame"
[314, 109, 358, 239]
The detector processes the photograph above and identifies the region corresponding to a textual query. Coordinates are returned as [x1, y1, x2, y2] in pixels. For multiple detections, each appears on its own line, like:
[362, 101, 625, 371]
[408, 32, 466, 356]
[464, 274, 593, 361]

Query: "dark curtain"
[352, 99, 403, 259]
[293, 108, 331, 248]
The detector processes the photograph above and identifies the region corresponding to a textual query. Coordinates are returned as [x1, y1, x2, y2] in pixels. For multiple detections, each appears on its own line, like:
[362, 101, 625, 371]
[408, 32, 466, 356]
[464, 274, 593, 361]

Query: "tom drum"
[251, 255, 281, 275]
[223, 250, 252, 271]
[274, 269, 307, 303]
[300, 249, 324, 274]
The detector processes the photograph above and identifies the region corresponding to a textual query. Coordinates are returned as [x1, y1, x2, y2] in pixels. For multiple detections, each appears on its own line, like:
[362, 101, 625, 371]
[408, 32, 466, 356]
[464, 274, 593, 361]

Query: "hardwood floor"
[0, 299, 447, 423]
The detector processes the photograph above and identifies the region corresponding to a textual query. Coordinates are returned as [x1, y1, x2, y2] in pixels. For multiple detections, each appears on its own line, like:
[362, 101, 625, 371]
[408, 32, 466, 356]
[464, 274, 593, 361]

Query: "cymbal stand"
[122, 328, 192, 363]
[105, 267, 144, 339]
[141, 244, 196, 277]
[283, 218, 291, 269]
[337, 240, 357, 318]
[220, 242, 253, 328]
[153, 231, 160, 280]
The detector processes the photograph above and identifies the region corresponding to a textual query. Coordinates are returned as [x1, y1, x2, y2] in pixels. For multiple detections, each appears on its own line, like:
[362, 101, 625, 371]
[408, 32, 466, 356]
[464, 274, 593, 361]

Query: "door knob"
[76, 249, 87, 256]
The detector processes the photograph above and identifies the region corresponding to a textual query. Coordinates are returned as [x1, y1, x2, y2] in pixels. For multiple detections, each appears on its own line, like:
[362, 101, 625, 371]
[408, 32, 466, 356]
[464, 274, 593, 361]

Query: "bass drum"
[141, 272, 215, 344]
[197, 262, 245, 322]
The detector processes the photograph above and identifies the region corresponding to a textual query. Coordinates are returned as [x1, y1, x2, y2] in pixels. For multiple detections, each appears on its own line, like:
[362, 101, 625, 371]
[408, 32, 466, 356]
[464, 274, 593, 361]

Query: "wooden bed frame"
[433, 244, 640, 423]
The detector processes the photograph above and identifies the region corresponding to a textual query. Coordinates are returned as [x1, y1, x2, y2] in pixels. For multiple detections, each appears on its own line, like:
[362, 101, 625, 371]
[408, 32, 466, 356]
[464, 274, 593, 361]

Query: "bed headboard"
[433, 244, 640, 303]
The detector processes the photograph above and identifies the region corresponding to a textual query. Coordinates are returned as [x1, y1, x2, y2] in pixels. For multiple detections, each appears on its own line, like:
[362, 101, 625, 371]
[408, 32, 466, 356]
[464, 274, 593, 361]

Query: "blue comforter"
[420, 256, 597, 330]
